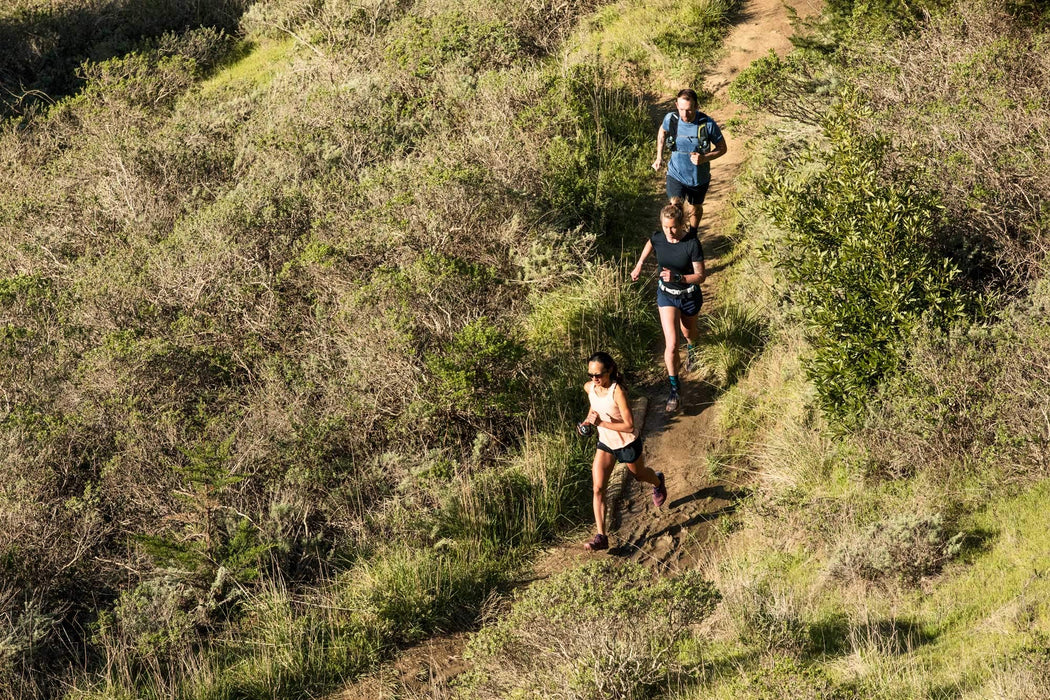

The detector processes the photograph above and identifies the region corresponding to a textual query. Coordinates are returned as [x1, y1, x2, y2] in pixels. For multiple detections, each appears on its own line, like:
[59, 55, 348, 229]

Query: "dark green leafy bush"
[425, 317, 527, 441]
[761, 103, 969, 428]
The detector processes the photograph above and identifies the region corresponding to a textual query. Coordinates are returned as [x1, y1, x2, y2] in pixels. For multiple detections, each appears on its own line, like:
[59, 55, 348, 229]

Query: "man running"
[651, 88, 727, 234]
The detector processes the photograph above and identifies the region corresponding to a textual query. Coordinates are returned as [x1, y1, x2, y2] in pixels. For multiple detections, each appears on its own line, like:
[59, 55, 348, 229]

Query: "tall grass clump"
[694, 302, 768, 389]
[461, 560, 720, 699]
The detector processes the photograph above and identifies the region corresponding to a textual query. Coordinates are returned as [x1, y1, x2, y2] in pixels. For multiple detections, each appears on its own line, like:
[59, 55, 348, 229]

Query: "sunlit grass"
[198, 38, 296, 96]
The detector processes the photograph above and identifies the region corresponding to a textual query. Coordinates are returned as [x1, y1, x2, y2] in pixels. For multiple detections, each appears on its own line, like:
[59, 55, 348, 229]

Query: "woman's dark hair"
[676, 88, 698, 104]
[587, 351, 622, 384]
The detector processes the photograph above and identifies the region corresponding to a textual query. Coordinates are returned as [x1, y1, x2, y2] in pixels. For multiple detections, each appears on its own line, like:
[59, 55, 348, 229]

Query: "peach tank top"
[588, 382, 639, 449]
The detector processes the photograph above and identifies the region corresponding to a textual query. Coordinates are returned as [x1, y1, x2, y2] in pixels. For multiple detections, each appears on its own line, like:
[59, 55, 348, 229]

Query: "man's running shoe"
[584, 533, 608, 551]
[653, 472, 667, 508]
[665, 386, 680, 412]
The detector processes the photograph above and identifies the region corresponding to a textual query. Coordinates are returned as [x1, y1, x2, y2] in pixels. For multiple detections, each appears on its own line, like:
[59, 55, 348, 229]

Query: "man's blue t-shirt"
[662, 112, 724, 187]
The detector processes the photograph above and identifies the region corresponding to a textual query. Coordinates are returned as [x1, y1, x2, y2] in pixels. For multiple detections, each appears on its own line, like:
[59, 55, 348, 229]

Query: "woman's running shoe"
[665, 386, 680, 412]
[653, 472, 667, 508]
[584, 533, 609, 551]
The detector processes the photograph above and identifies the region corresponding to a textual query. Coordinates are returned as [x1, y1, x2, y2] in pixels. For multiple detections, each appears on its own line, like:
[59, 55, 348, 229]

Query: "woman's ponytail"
[661, 200, 685, 224]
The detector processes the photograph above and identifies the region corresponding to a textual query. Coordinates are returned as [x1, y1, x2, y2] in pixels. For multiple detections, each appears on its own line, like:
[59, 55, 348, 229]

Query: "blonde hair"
[660, 199, 684, 224]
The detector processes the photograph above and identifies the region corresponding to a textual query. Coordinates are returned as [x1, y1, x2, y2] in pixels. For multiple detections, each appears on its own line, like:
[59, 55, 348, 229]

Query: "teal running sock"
[669, 375, 679, 389]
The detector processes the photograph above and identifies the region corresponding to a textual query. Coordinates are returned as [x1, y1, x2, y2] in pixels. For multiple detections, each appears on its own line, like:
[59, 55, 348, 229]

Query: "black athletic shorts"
[657, 284, 702, 317]
[597, 438, 644, 464]
[666, 175, 711, 206]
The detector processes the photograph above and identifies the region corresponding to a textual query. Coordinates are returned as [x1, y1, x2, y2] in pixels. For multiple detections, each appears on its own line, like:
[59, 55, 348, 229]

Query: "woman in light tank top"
[578, 352, 667, 551]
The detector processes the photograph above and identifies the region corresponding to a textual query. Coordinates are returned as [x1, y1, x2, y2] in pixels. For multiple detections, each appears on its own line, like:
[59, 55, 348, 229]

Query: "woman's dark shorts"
[666, 175, 711, 206]
[657, 284, 702, 317]
[597, 438, 644, 464]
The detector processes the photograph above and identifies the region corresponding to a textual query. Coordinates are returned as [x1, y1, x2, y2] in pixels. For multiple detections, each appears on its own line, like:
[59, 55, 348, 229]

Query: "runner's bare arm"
[652, 126, 666, 171]
[705, 137, 727, 161]
[631, 240, 654, 281]
[690, 259, 706, 285]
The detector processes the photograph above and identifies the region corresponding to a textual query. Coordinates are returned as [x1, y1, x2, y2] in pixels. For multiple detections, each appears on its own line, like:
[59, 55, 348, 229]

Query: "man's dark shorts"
[666, 175, 711, 206]
[657, 284, 702, 317]
[597, 438, 644, 464]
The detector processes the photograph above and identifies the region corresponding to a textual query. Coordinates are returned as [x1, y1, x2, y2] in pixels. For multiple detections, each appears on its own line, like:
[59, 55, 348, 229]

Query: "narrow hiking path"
[334, 0, 817, 696]
[610, 0, 817, 572]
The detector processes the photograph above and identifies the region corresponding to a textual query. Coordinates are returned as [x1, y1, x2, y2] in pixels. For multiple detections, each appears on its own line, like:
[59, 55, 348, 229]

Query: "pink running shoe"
[584, 533, 609, 551]
[653, 472, 667, 508]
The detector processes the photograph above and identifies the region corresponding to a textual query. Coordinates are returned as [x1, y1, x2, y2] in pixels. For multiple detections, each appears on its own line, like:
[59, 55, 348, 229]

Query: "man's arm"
[652, 126, 666, 171]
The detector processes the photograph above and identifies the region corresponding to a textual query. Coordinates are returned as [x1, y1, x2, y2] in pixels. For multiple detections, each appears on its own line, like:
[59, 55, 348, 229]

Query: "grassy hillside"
[4, 0, 1049, 697]
[450, 1, 1050, 698]
[685, 0, 1049, 696]
[0, 0, 740, 697]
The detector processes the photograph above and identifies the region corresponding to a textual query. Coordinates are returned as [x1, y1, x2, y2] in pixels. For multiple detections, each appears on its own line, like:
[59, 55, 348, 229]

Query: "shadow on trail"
[668, 483, 748, 510]
[642, 372, 720, 437]
[703, 231, 737, 262]
[609, 502, 739, 558]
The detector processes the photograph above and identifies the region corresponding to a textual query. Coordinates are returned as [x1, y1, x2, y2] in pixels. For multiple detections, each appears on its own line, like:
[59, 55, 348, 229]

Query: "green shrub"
[723, 656, 859, 700]
[728, 50, 831, 126]
[846, 1, 1050, 286]
[91, 578, 202, 683]
[760, 102, 969, 428]
[0, 0, 246, 116]
[0, 595, 56, 699]
[464, 560, 719, 699]
[424, 317, 527, 441]
[384, 14, 522, 79]
[828, 512, 965, 586]
[537, 60, 652, 236]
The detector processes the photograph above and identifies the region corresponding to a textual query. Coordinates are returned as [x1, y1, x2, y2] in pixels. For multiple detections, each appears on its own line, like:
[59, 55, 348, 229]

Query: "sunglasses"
[587, 372, 606, 379]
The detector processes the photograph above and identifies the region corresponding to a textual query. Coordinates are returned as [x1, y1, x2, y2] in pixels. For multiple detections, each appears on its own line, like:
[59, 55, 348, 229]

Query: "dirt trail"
[612, 0, 820, 572]
[335, 1, 817, 696]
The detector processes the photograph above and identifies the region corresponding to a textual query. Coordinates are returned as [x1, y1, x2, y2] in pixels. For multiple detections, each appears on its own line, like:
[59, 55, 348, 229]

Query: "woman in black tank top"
[630, 201, 707, 412]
